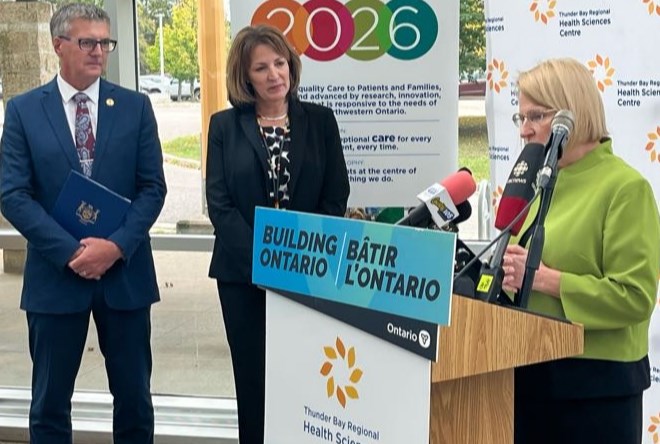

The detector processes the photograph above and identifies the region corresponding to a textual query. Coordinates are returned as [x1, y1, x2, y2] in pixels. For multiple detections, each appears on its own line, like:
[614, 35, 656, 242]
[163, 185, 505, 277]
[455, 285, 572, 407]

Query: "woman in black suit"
[205, 24, 350, 444]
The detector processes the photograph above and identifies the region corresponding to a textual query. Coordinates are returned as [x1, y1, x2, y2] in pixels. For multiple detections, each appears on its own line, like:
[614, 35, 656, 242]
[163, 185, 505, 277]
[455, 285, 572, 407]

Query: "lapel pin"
[106, 98, 115, 107]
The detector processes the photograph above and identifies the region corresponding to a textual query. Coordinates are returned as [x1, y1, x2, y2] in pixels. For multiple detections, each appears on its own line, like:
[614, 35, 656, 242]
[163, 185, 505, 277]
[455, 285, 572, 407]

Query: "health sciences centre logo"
[487, 59, 509, 93]
[320, 337, 364, 408]
[529, 0, 557, 24]
[642, 0, 660, 15]
[586, 55, 615, 93]
[645, 126, 660, 163]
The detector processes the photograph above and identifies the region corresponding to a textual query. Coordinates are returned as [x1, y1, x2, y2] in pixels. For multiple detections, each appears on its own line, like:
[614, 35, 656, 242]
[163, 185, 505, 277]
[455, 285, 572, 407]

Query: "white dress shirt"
[57, 74, 100, 145]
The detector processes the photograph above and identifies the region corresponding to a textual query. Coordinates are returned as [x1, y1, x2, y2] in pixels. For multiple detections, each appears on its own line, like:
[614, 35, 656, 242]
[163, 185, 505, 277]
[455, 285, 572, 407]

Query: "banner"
[230, 0, 460, 207]
[252, 207, 456, 325]
[483, 2, 660, 440]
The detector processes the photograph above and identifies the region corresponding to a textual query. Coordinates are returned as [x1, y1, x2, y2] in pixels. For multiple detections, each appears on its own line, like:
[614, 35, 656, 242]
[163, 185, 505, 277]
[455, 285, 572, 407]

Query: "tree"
[459, 0, 486, 78]
[146, 0, 198, 99]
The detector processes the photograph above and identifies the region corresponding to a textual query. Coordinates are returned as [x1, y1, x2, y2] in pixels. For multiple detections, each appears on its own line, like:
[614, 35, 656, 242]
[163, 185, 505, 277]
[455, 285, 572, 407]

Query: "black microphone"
[396, 170, 477, 228]
[438, 200, 472, 233]
[474, 143, 546, 302]
[538, 110, 574, 187]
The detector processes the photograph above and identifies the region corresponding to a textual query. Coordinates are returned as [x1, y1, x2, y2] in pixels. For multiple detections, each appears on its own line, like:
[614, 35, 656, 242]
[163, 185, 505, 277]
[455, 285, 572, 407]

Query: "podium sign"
[254, 209, 457, 444]
[266, 292, 431, 444]
[253, 208, 456, 325]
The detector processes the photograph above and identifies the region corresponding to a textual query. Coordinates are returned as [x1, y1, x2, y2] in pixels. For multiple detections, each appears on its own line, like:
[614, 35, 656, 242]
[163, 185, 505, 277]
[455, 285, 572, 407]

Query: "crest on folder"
[76, 201, 99, 225]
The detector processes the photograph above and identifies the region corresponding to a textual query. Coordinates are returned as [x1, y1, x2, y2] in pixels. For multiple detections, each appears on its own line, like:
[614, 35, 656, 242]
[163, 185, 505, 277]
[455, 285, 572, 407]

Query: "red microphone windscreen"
[495, 196, 529, 235]
[440, 170, 477, 204]
[494, 142, 546, 235]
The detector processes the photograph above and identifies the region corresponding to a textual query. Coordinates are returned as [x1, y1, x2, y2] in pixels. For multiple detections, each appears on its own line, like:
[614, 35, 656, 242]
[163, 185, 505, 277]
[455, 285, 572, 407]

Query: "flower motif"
[320, 337, 363, 408]
[645, 126, 660, 163]
[642, 0, 660, 15]
[587, 55, 615, 92]
[487, 59, 509, 94]
[649, 413, 660, 443]
[529, 0, 557, 24]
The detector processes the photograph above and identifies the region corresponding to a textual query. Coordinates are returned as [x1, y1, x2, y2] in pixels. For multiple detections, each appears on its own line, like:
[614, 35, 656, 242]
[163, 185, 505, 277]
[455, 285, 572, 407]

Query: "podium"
[429, 295, 584, 444]
[252, 208, 584, 443]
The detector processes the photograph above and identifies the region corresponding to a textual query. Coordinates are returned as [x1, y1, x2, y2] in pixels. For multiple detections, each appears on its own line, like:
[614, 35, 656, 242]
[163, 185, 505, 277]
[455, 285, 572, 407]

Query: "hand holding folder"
[51, 170, 131, 240]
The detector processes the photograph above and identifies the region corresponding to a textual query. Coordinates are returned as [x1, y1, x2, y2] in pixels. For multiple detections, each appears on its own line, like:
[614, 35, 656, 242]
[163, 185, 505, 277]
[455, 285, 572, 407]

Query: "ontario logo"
[642, 0, 660, 15]
[529, 0, 557, 24]
[587, 55, 615, 92]
[487, 59, 509, 93]
[645, 125, 660, 163]
[319, 337, 363, 409]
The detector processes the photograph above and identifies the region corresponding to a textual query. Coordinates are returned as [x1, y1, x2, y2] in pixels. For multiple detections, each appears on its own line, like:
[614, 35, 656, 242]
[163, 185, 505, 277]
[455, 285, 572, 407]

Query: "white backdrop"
[483, 1, 660, 441]
[230, 0, 459, 207]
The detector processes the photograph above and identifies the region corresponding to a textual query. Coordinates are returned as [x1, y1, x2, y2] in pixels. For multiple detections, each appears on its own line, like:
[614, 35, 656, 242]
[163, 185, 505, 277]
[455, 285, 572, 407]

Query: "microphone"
[474, 143, 546, 302]
[397, 170, 477, 229]
[538, 110, 574, 187]
[439, 200, 472, 233]
[515, 110, 574, 308]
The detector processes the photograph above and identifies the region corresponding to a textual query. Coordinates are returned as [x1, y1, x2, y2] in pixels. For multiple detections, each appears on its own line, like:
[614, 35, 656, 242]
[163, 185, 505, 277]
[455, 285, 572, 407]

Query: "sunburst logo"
[645, 126, 660, 163]
[529, 0, 557, 24]
[642, 0, 660, 15]
[649, 413, 660, 442]
[491, 185, 504, 215]
[319, 337, 363, 408]
[587, 55, 615, 92]
[487, 59, 509, 93]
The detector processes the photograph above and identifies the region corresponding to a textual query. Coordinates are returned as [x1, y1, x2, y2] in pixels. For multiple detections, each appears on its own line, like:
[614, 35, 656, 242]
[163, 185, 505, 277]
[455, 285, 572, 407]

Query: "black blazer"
[205, 99, 350, 283]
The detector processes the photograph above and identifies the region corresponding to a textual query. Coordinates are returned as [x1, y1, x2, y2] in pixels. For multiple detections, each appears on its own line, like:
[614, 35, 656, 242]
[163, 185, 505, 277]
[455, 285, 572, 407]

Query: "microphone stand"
[514, 166, 558, 309]
[453, 189, 541, 301]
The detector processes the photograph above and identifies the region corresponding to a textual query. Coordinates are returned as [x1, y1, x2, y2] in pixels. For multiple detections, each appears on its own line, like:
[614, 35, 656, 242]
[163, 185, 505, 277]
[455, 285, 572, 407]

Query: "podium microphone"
[396, 170, 477, 229]
[516, 110, 574, 308]
[474, 143, 546, 302]
[539, 110, 574, 187]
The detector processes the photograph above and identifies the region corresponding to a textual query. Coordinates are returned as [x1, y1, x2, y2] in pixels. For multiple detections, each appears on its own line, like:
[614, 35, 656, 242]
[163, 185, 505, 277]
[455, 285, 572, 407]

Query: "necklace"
[258, 111, 288, 121]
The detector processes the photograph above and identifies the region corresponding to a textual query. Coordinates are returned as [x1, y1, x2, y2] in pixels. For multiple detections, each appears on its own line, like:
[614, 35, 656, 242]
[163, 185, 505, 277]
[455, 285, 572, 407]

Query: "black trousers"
[27, 291, 153, 444]
[515, 393, 643, 444]
[217, 282, 266, 444]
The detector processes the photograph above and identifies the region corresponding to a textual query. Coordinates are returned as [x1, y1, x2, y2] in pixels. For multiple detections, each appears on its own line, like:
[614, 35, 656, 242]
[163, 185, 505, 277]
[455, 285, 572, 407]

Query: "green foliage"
[162, 134, 200, 160]
[137, 2, 157, 74]
[458, 115, 489, 182]
[160, 0, 199, 98]
[459, 0, 486, 77]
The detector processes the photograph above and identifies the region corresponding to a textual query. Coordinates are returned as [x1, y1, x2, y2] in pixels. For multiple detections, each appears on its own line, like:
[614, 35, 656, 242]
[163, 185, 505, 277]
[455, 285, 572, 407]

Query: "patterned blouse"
[259, 123, 291, 209]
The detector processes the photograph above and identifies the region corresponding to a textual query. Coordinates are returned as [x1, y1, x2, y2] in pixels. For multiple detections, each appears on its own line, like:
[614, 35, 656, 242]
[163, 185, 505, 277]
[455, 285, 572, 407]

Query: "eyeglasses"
[512, 109, 556, 127]
[58, 36, 117, 53]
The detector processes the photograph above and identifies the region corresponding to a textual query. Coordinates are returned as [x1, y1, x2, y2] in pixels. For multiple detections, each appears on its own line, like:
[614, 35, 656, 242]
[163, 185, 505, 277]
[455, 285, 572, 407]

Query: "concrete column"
[104, 0, 138, 90]
[0, 1, 58, 273]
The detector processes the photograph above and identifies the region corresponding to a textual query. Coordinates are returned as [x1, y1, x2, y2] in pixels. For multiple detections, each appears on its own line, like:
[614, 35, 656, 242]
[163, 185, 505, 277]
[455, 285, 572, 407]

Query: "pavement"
[0, 96, 486, 399]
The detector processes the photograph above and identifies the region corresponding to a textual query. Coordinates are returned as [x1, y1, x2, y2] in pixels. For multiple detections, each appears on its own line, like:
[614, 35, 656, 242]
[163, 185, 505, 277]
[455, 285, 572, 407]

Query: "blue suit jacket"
[0, 78, 167, 314]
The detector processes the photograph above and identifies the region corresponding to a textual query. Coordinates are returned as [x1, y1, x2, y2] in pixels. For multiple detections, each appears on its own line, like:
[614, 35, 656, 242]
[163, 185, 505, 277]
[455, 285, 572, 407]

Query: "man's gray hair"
[50, 3, 111, 38]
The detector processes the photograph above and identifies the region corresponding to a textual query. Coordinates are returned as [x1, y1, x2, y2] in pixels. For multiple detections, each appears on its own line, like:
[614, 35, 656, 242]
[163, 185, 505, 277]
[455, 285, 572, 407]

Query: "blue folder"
[51, 170, 131, 240]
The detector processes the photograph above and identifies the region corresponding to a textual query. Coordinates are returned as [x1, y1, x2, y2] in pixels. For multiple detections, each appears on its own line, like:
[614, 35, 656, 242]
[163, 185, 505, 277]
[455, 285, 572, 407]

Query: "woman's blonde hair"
[226, 25, 302, 107]
[518, 58, 608, 150]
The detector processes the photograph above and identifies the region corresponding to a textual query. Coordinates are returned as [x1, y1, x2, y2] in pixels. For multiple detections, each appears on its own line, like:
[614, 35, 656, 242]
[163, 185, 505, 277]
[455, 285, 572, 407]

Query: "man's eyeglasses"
[512, 110, 556, 127]
[58, 36, 117, 53]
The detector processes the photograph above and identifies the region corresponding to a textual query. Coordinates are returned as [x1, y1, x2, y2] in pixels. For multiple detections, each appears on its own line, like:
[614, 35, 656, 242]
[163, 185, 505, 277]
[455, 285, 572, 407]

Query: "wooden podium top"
[432, 295, 584, 382]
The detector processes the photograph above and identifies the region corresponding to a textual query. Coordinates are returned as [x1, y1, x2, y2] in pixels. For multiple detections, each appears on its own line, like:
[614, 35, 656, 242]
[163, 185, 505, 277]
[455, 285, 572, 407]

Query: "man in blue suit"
[0, 4, 166, 443]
